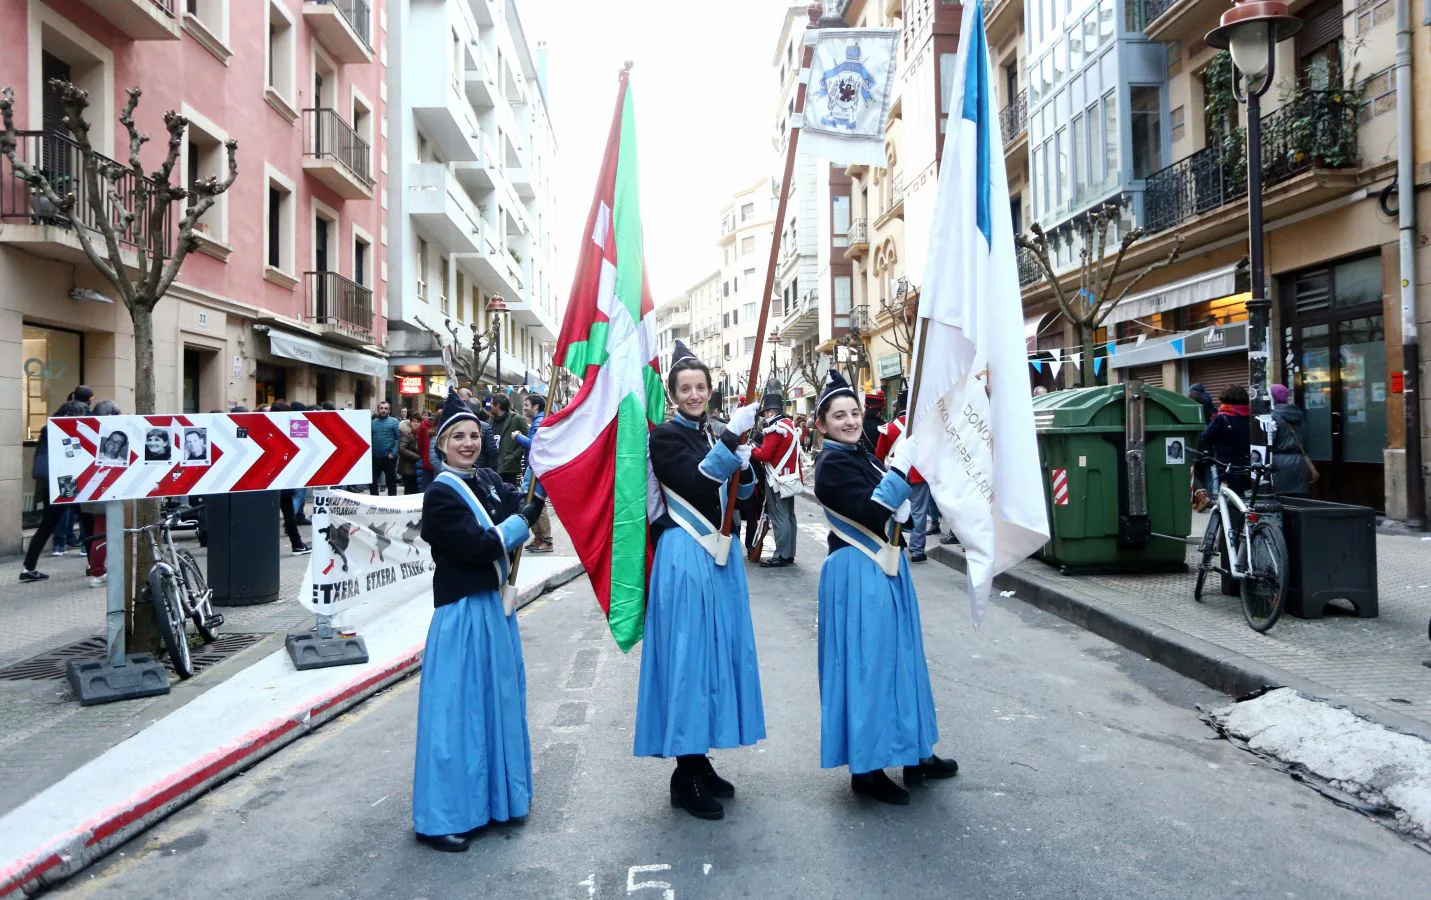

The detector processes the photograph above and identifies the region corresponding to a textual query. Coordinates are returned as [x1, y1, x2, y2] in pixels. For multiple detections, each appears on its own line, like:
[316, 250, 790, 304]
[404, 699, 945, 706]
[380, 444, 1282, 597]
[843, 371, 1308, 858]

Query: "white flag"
[801, 28, 899, 166]
[909, 1, 1050, 628]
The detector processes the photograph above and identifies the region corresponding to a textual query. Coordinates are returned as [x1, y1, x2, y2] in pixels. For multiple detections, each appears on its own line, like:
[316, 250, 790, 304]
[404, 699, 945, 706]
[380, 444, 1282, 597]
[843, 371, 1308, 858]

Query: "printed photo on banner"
[143, 426, 173, 462]
[181, 427, 211, 466]
[96, 423, 132, 468]
[55, 475, 77, 500]
[1165, 437, 1185, 465]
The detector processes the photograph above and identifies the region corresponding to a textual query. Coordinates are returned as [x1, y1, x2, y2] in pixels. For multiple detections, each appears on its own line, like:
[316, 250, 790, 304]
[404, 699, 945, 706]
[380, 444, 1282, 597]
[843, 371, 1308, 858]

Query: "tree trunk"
[127, 303, 161, 653]
[1078, 320, 1098, 387]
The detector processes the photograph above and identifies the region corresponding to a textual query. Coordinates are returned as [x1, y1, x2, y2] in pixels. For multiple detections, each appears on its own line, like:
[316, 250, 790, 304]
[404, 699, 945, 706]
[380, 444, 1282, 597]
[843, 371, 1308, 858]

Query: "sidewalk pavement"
[0, 501, 585, 897]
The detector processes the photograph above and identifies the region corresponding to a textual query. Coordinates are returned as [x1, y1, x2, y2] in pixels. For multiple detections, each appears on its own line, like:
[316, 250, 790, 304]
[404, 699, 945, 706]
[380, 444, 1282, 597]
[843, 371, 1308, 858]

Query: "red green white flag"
[528, 68, 664, 652]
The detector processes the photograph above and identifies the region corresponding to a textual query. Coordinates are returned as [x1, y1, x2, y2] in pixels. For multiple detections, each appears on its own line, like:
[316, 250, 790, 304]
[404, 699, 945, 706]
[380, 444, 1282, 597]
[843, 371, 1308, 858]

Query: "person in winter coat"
[513, 395, 552, 553]
[1187, 383, 1218, 424]
[399, 410, 422, 494]
[416, 413, 434, 489]
[1197, 384, 1252, 496]
[1269, 383, 1314, 496]
[20, 400, 90, 582]
[370, 401, 402, 496]
[490, 395, 529, 486]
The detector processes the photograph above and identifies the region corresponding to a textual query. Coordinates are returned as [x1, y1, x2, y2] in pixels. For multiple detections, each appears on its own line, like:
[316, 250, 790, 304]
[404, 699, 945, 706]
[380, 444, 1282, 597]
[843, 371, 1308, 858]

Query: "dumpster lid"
[1031, 384, 1206, 430]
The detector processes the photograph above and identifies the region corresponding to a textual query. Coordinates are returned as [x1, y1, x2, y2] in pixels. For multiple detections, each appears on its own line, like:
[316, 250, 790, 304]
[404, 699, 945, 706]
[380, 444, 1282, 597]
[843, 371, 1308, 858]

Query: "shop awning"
[267, 330, 388, 380]
[1101, 263, 1240, 327]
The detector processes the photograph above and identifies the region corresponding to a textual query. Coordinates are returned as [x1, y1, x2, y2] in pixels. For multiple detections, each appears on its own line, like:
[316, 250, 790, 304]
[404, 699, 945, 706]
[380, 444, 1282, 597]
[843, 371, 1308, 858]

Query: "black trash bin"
[207, 491, 281, 606]
[1279, 496, 1378, 619]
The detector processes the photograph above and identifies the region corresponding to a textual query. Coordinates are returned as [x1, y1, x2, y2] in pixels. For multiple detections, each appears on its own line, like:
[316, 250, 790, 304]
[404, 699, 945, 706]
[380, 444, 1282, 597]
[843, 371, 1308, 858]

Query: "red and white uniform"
[752, 414, 801, 479]
[874, 414, 924, 484]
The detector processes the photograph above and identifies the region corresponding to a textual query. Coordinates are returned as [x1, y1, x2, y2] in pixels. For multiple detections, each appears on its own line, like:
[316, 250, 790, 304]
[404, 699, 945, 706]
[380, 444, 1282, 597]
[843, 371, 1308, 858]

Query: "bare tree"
[878, 278, 918, 374]
[796, 349, 832, 399]
[1, 82, 237, 416]
[414, 315, 498, 389]
[1015, 202, 1183, 385]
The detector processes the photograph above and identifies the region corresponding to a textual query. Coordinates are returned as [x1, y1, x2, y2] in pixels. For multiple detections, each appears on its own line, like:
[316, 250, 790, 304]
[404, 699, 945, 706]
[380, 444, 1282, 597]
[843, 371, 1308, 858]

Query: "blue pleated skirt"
[412, 588, 532, 836]
[817, 547, 939, 773]
[633, 527, 766, 758]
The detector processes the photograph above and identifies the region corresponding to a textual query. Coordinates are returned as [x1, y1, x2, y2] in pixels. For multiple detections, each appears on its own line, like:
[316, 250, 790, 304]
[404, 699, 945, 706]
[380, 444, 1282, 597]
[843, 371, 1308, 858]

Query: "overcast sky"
[522, 0, 793, 305]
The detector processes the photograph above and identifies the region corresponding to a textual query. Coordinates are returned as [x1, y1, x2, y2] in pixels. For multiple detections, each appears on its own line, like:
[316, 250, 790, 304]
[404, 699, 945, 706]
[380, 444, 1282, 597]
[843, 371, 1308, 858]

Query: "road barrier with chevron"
[45, 411, 373, 504]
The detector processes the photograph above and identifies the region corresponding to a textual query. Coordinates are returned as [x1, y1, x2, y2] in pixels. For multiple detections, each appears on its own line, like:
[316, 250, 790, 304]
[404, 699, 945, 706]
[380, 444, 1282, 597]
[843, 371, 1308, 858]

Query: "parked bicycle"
[1191, 451, 1289, 632]
[130, 505, 222, 678]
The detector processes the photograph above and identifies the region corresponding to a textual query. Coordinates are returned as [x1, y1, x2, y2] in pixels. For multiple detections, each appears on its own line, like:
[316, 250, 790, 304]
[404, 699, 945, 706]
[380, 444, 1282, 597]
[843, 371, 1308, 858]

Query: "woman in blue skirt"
[812, 370, 957, 805]
[634, 339, 765, 821]
[413, 389, 546, 852]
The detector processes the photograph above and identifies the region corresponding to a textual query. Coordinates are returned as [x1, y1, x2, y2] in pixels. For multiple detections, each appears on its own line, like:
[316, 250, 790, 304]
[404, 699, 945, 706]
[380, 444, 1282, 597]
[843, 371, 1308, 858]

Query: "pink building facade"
[0, 0, 390, 551]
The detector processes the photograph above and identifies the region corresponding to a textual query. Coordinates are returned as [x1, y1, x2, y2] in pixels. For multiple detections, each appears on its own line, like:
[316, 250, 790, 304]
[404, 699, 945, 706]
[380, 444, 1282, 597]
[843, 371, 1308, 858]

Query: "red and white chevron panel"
[46, 412, 373, 504]
[1050, 467, 1069, 506]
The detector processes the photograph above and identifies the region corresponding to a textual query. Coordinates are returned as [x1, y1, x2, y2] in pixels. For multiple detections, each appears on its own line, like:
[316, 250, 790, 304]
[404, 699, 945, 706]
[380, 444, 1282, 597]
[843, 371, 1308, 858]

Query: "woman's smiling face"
[672, 369, 710, 418]
[818, 396, 862, 445]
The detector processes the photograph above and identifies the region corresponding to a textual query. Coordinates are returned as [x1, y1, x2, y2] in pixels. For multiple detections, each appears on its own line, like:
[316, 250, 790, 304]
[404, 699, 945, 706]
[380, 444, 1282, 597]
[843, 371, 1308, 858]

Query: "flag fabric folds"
[528, 68, 664, 652]
[909, 1, 1050, 628]
[801, 28, 900, 166]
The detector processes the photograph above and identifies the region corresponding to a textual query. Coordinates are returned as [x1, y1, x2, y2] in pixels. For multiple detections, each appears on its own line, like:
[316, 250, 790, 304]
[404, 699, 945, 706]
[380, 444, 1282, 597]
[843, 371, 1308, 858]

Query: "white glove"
[893, 499, 912, 524]
[736, 444, 753, 471]
[724, 402, 759, 437]
[889, 433, 919, 475]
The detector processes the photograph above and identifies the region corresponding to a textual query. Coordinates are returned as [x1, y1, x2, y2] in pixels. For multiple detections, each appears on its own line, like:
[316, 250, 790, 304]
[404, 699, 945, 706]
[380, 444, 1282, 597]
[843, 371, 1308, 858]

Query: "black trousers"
[401, 472, 419, 494]
[279, 489, 305, 550]
[22, 486, 64, 571]
[371, 456, 398, 496]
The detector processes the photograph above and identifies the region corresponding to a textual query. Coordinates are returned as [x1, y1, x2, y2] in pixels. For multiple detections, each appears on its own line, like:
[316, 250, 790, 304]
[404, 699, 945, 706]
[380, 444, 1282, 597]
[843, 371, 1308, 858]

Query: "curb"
[925, 542, 1431, 743]
[2, 560, 586, 898]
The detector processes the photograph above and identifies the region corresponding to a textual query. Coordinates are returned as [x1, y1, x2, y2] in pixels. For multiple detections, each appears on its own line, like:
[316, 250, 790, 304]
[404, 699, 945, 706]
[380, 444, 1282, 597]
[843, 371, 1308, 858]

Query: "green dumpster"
[1031, 383, 1204, 574]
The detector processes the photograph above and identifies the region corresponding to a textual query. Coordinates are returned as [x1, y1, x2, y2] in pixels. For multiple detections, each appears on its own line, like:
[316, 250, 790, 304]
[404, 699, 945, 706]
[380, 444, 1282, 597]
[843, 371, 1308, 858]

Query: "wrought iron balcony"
[306, 0, 372, 52]
[304, 108, 373, 184]
[1018, 246, 1043, 287]
[849, 304, 872, 334]
[1132, 0, 1178, 31]
[306, 270, 374, 343]
[890, 174, 905, 207]
[999, 89, 1027, 145]
[0, 129, 173, 257]
[1141, 90, 1359, 236]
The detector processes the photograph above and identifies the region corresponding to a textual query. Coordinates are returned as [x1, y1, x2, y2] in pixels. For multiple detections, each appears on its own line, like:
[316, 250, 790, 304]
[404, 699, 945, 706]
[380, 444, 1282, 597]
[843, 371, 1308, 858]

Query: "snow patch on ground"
[1207, 688, 1431, 843]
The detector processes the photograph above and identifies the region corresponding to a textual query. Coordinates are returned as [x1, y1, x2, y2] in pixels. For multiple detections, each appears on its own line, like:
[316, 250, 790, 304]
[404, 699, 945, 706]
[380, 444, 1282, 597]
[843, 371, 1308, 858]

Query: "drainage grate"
[0, 633, 266, 682]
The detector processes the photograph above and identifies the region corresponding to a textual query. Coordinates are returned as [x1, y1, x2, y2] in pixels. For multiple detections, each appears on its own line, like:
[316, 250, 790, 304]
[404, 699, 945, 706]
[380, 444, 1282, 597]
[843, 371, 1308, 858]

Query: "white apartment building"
[683, 271, 723, 380]
[384, 0, 560, 407]
[655, 294, 691, 364]
[717, 178, 780, 407]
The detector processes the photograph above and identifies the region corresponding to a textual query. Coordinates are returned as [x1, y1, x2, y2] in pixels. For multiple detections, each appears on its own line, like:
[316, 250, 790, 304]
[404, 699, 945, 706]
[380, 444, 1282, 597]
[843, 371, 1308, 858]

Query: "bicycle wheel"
[176, 549, 219, 642]
[1193, 510, 1222, 602]
[1241, 521, 1288, 633]
[150, 568, 194, 678]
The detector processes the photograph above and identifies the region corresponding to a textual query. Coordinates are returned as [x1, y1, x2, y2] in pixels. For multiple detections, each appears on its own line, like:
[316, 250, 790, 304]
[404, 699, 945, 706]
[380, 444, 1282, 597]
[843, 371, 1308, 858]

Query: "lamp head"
[485, 292, 509, 313]
[1206, 0, 1301, 91]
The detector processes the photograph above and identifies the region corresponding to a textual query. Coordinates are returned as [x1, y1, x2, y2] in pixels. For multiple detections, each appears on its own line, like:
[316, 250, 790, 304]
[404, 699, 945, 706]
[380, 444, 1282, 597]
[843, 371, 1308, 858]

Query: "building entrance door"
[1282, 255, 1387, 510]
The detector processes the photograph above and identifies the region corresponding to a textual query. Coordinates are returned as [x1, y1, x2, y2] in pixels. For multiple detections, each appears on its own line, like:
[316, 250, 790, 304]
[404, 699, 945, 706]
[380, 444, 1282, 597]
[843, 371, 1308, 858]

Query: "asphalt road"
[59, 503, 1429, 899]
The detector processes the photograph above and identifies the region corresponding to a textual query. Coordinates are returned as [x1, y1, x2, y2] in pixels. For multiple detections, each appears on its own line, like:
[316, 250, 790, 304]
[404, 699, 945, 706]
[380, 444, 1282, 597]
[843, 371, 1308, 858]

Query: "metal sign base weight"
[67, 655, 171, 706]
[286, 619, 369, 671]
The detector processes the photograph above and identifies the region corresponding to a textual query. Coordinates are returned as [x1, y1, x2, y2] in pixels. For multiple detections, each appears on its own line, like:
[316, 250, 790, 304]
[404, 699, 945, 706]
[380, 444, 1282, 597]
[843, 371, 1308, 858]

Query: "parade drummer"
[634, 339, 766, 821]
[811, 370, 958, 806]
[412, 388, 546, 852]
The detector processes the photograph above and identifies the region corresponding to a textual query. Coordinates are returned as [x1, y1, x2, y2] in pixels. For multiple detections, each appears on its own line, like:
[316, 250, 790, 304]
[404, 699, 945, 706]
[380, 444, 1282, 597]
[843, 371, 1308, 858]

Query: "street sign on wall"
[46, 411, 372, 504]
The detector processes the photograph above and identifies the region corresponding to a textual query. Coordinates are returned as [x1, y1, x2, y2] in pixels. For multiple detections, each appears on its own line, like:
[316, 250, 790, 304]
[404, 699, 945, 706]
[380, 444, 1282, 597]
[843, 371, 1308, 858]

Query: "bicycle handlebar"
[124, 506, 201, 535]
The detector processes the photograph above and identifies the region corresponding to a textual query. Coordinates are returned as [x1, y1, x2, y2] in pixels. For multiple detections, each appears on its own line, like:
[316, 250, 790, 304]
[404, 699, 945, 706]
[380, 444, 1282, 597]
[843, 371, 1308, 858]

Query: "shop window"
[22, 324, 83, 439]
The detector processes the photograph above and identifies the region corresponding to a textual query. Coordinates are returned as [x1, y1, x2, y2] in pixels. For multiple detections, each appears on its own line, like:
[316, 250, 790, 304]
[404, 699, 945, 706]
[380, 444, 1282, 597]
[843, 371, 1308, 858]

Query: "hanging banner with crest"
[801, 27, 900, 167]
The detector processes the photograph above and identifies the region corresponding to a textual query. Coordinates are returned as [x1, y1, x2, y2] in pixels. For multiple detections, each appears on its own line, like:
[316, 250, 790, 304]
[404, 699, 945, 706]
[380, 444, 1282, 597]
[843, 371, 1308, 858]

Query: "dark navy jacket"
[422, 468, 524, 608]
[649, 412, 754, 534]
[814, 440, 908, 555]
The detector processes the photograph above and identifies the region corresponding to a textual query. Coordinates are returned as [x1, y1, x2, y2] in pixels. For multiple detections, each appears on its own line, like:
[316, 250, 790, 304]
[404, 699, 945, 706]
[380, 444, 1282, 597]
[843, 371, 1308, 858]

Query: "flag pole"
[891, 319, 930, 547]
[721, 1, 827, 537]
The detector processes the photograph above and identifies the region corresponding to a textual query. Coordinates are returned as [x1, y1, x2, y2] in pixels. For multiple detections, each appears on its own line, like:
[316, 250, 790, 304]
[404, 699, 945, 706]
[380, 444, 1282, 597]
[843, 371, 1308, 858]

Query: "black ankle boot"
[670, 767, 724, 820]
[693, 756, 734, 799]
[851, 770, 910, 805]
[903, 754, 959, 783]
[416, 832, 471, 852]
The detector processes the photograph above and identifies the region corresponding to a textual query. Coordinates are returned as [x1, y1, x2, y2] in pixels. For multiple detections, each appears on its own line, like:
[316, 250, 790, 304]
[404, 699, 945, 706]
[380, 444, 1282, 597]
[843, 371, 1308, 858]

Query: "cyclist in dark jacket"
[1198, 385, 1252, 496]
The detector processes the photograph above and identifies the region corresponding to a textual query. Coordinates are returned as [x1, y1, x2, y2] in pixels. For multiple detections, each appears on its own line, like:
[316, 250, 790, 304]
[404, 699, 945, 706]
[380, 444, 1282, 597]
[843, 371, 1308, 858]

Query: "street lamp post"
[1207, 1, 1300, 483]
[486, 292, 509, 390]
[769, 329, 783, 376]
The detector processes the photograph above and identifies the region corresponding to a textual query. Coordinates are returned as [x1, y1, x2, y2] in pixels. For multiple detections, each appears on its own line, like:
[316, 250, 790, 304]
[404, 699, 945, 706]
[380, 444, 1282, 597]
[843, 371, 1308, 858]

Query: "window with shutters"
[36, 15, 114, 160]
[266, 2, 296, 107]
[1295, 0, 1344, 90]
[265, 175, 294, 277]
[182, 110, 229, 247]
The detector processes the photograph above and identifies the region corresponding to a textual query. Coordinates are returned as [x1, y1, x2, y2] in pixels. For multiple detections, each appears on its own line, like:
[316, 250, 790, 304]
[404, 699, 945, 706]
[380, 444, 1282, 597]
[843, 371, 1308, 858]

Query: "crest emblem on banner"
[816, 44, 876, 129]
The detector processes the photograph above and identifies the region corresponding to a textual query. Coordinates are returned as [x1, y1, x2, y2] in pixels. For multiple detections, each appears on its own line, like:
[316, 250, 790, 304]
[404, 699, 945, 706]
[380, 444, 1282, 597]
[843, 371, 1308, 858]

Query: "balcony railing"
[303, 108, 373, 185]
[848, 218, 869, 245]
[849, 304, 871, 334]
[999, 89, 1027, 145]
[1018, 246, 1043, 287]
[1129, 0, 1180, 31]
[0, 129, 173, 256]
[306, 270, 374, 341]
[1142, 90, 1358, 235]
[149, 0, 175, 14]
[312, 0, 371, 47]
[890, 174, 905, 207]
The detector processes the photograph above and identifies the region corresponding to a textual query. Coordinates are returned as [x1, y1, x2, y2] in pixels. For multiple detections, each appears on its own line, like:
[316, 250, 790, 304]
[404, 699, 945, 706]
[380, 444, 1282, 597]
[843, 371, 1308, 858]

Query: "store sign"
[398, 376, 424, 395]
[1183, 323, 1248, 358]
[427, 374, 448, 397]
[877, 354, 903, 379]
